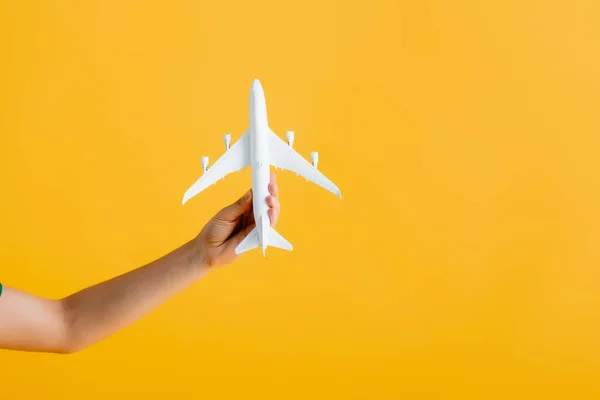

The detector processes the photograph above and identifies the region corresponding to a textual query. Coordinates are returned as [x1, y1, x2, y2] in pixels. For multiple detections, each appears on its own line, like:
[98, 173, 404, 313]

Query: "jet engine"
[286, 130, 294, 147]
[201, 156, 209, 172]
[310, 152, 319, 168]
[224, 133, 231, 150]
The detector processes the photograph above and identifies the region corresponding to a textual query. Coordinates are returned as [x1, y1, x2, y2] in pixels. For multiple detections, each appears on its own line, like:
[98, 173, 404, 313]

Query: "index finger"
[269, 172, 278, 198]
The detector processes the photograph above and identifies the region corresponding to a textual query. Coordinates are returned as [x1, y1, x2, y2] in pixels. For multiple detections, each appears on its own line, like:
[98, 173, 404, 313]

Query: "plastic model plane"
[182, 79, 341, 256]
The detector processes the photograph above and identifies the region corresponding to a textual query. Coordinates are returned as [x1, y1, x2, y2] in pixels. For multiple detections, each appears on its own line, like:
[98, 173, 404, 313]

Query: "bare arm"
[0, 175, 280, 354]
[0, 240, 207, 354]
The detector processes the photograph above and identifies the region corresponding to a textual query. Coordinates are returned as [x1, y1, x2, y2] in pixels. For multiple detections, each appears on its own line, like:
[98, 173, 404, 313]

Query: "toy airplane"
[182, 79, 341, 256]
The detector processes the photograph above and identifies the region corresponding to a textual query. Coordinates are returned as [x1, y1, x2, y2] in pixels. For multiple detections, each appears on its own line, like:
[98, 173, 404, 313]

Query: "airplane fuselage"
[248, 80, 271, 254]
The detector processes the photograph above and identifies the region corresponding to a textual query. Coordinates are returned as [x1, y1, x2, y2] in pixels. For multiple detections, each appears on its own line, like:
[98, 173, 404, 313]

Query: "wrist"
[182, 238, 211, 272]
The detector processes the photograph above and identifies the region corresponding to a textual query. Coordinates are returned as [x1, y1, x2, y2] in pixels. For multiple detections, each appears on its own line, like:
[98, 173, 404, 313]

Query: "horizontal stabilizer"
[267, 226, 293, 251]
[235, 228, 259, 255]
[234, 226, 293, 256]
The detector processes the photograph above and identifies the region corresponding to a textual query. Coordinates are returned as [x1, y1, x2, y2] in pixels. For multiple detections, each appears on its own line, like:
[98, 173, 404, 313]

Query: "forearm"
[60, 239, 209, 353]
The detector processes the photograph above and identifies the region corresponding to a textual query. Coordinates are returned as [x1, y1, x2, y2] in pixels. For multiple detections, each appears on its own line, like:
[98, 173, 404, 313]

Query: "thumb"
[216, 189, 252, 221]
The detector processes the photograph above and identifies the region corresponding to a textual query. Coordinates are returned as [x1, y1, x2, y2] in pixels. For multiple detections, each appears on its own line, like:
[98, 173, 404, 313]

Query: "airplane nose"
[251, 79, 263, 93]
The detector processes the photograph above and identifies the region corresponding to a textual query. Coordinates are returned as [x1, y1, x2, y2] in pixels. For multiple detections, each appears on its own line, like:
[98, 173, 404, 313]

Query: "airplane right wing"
[268, 130, 342, 198]
[182, 131, 250, 205]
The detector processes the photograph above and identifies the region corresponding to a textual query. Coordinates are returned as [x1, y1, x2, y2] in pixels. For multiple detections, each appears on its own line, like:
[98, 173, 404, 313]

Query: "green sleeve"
[0, 282, 3, 297]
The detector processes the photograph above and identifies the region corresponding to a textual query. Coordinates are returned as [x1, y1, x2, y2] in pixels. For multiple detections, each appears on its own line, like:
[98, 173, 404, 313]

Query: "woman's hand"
[194, 172, 280, 268]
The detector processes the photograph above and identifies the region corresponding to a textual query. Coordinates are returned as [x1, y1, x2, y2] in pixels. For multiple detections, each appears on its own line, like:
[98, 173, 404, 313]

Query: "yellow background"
[1, 1, 600, 398]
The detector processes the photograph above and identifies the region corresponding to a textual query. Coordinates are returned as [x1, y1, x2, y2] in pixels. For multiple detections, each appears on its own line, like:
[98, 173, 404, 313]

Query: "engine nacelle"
[310, 152, 319, 168]
[201, 156, 209, 172]
[224, 133, 231, 150]
[286, 130, 294, 147]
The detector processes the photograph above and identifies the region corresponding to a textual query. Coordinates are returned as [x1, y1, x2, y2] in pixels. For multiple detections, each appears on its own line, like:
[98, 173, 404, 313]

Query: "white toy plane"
[182, 79, 341, 256]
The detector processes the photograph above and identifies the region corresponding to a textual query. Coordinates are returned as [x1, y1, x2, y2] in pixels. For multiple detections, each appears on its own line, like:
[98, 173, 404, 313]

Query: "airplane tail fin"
[235, 225, 293, 256]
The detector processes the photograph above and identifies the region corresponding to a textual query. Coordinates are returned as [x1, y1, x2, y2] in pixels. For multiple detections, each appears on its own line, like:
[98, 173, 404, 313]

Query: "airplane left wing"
[268, 130, 341, 198]
[182, 131, 250, 204]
